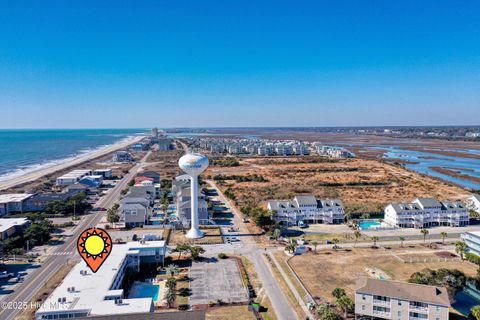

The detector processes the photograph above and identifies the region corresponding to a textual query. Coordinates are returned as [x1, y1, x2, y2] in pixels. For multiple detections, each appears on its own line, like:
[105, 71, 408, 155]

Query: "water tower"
[178, 153, 209, 239]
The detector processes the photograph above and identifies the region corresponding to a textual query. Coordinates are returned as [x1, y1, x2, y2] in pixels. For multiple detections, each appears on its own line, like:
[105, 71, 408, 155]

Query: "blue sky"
[0, 1, 479, 128]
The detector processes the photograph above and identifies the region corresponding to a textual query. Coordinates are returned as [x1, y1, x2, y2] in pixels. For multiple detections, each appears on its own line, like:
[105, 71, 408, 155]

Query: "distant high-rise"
[178, 153, 209, 239]
[151, 127, 159, 138]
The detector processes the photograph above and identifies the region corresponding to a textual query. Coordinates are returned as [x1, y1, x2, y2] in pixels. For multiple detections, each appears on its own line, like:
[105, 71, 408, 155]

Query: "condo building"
[267, 195, 344, 226]
[56, 169, 92, 186]
[35, 241, 166, 320]
[355, 278, 450, 320]
[466, 194, 480, 214]
[461, 230, 480, 256]
[384, 198, 469, 228]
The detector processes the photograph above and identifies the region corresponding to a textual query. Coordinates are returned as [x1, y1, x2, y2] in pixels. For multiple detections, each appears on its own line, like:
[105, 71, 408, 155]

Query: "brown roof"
[355, 278, 450, 307]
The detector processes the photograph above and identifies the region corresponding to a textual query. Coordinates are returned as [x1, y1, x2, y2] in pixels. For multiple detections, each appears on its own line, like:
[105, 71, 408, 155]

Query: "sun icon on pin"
[77, 227, 112, 272]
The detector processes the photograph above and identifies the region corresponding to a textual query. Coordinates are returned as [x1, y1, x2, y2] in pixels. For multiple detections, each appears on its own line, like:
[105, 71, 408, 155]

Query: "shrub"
[218, 253, 228, 259]
[178, 304, 189, 311]
[466, 253, 480, 265]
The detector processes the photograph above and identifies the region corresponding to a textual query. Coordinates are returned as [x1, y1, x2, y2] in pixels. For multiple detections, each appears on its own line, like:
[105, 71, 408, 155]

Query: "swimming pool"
[359, 221, 382, 229]
[129, 283, 160, 301]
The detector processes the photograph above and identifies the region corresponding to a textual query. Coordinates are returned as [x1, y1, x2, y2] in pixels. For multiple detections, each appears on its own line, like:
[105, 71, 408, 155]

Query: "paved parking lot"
[189, 259, 248, 305]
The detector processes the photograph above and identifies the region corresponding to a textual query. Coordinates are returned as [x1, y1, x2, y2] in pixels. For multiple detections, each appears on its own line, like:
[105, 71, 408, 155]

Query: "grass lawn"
[206, 305, 253, 319]
[284, 247, 478, 303]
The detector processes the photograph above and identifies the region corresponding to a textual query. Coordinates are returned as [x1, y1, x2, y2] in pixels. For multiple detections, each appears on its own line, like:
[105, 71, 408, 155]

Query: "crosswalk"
[46, 251, 74, 256]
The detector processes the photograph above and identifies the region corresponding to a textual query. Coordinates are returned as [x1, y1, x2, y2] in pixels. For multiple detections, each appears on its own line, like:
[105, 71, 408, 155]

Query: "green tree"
[337, 295, 354, 318]
[24, 220, 53, 246]
[317, 304, 341, 320]
[353, 230, 362, 248]
[166, 277, 177, 289]
[371, 236, 379, 248]
[440, 232, 448, 245]
[164, 288, 176, 308]
[175, 244, 191, 260]
[331, 238, 339, 251]
[285, 243, 296, 254]
[399, 236, 405, 248]
[471, 305, 480, 320]
[332, 288, 346, 299]
[456, 241, 468, 260]
[311, 241, 319, 253]
[190, 246, 205, 260]
[273, 228, 281, 240]
[420, 229, 429, 243]
[107, 204, 120, 227]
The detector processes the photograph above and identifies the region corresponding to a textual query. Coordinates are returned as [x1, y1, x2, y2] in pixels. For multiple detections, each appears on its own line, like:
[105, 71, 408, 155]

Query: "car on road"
[0, 271, 15, 279]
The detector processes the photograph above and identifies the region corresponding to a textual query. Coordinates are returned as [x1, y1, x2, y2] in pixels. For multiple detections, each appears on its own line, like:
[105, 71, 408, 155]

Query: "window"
[362, 305, 366, 311]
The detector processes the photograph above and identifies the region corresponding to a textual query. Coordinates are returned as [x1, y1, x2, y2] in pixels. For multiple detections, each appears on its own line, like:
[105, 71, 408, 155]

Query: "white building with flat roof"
[0, 194, 34, 216]
[56, 169, 92, 186]
[384, 197, 469, 228]
[0, 217, 30, 240]
[35, 241, 166, 320]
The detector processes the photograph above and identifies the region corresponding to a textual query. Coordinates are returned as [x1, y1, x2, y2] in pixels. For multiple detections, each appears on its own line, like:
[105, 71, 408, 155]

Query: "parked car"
[0, 271, 15, 279]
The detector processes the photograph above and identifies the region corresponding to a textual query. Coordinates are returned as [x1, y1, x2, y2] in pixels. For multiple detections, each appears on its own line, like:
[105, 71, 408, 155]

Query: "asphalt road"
[207, 180, 299, 320]
[0, 152, 150, 320]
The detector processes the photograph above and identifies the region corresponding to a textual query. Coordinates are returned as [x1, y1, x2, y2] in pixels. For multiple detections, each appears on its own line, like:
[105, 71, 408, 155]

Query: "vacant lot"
[206, 156, 469, 213]
[282, 246, 478, 302]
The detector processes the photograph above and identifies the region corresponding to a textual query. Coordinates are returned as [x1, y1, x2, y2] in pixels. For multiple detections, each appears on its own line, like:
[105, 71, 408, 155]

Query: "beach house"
[384, 197, 469, 228]
[466, 194, 480, 214]
[0, 218, 30, 240]
[267, 195, 344, 226]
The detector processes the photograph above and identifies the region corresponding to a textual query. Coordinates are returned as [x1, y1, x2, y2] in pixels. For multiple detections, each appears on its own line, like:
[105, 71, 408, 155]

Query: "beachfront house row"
[355, 278, 450, 320]
[384, 197, 469, 229]
[0, 194, 34, 216]
[466, 194, 480, 214]
[461, 231, 480, 256]
[267, 195, 344, 226]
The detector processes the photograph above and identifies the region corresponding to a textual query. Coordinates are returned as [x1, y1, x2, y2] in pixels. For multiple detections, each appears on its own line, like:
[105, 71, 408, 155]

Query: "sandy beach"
[0, 135, 145, 191]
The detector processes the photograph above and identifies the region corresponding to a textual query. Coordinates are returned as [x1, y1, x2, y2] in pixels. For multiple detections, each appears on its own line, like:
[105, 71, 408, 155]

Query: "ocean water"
[0, 129, 148, 182]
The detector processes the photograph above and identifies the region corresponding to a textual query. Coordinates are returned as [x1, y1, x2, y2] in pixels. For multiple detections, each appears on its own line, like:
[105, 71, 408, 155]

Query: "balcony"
[409, 304, 429, 312]
[373, 299, 391, 306]
[373, 310, 391, 317]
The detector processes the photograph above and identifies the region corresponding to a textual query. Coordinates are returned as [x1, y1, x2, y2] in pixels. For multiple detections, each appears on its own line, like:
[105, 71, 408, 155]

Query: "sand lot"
[205, 156, 469, 213]
[281, 246, 478, 302]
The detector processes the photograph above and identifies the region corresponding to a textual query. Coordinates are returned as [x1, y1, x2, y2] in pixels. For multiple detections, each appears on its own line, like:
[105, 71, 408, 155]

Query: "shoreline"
[0, 135, 145, 191]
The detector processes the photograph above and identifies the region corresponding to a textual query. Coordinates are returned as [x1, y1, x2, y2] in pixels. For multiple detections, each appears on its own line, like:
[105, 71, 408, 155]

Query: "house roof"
[356, 278, 450, 307]
[293, 195, 317, 206]
[0, 194, 34, 204]
[414, 197, 443, 209]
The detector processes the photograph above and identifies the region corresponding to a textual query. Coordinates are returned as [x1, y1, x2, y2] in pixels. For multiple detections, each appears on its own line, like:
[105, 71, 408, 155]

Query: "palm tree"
[311, 241, 319, 253]
[371, 236, 379, 248]
[165, 264, 179, 277]
[420, 229, 429, 243]
[337, 295, 354, 318]
[354, 230, 362, 248]
[164, 289, 176, 308]
[440, 232, 448, 245]
[166, 277, 177, 289]
[332, 238, 339, 251]
[456, 241, 467, 260]
[399, 237, 405, 248]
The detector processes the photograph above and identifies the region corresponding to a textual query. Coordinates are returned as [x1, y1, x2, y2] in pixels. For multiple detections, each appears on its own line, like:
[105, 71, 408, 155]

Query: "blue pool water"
[130, 284, 160, 301]
[359, 221, 382, 229]
[453, 290, 480, 316]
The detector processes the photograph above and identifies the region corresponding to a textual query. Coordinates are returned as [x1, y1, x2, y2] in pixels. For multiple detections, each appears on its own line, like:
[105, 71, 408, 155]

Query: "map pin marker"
[77, 227, 112, 273]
